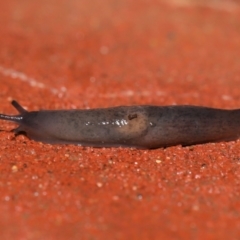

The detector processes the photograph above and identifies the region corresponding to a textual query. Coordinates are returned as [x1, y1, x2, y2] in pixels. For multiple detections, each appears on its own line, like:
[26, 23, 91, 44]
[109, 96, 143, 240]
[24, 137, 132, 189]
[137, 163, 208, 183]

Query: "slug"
[0, 100, 240, 149]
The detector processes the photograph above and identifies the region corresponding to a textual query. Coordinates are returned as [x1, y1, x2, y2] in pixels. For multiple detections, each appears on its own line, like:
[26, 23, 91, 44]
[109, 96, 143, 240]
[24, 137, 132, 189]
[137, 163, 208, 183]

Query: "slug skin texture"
[0, 100, 240, 149]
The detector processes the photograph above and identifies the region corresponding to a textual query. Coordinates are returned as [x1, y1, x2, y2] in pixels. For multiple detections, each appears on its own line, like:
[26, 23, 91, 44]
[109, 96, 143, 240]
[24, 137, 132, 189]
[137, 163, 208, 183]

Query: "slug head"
[0, 100, 28, 135]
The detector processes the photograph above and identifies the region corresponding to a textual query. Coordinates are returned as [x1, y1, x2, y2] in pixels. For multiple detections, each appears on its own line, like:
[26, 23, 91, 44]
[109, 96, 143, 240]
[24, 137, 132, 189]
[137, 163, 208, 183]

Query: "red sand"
[0, 0, 240, 239]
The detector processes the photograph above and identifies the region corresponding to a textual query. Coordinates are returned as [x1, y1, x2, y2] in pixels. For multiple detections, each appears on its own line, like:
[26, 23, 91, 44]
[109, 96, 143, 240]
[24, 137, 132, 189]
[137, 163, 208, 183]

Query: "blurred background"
[1, 0, 240, 109]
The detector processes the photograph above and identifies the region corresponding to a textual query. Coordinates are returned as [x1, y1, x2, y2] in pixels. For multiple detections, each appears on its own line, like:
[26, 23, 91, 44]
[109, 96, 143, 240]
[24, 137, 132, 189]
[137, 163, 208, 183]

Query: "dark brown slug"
[0, 100, 240, 149]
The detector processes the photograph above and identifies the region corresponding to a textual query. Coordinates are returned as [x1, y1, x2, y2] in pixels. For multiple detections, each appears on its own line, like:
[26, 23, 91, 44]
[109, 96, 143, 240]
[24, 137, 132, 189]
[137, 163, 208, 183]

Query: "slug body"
[0, 100, 240, 149]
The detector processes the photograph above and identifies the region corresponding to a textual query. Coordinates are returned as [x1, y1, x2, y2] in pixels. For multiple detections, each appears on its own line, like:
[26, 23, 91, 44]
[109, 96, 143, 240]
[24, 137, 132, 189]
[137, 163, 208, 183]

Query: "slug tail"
[11, 100, 27, 113]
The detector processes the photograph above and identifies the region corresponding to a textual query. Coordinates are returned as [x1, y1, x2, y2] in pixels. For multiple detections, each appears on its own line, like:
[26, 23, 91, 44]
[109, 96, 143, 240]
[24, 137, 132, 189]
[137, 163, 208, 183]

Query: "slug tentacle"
[0, 114, 23, 123]
[0, 100, 25, 123]
[11, 100, 27, 113]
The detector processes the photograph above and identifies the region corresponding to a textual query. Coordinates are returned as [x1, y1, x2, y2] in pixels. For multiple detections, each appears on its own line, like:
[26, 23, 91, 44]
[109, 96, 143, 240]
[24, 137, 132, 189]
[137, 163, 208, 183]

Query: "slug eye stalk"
[0, 101, 26, 123]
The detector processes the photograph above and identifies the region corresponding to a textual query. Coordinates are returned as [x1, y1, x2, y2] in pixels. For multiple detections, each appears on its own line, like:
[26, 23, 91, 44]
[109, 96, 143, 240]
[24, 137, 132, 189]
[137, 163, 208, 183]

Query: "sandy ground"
[0, 0, 240, 239]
